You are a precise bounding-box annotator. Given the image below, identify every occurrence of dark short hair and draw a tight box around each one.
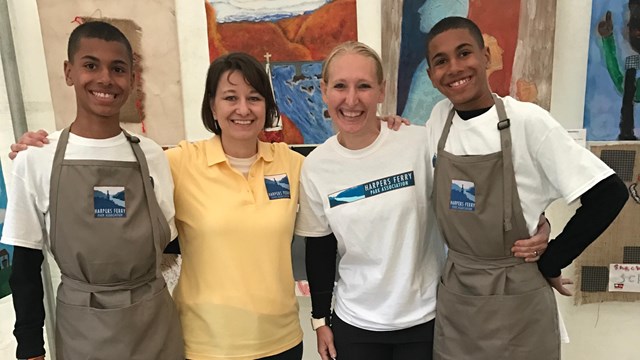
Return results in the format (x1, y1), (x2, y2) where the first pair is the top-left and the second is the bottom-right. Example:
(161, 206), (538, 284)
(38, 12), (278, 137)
(201, 52), (279, 135)
(425, 16), (485, 66)
(68, 21), (133, 64)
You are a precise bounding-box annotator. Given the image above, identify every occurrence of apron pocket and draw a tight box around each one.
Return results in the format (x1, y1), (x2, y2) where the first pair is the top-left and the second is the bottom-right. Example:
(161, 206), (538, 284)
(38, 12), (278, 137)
(434, 279), (560, 360)
(56, 284), (184, 360)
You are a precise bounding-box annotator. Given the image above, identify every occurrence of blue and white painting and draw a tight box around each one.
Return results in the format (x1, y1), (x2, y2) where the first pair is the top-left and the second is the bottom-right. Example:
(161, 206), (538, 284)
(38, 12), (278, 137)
(398, 0), (469, 125)
(584, 0), (640, 140)
(94, 186), (126, 218)
(271, 62), (333, 144)
(0, 162), (12, 298)
(213, 0), (330, 23)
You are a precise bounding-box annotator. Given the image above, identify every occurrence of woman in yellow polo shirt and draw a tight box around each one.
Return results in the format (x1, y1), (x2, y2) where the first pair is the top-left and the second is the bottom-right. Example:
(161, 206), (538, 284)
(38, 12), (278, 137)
(165, 53), (305, 359)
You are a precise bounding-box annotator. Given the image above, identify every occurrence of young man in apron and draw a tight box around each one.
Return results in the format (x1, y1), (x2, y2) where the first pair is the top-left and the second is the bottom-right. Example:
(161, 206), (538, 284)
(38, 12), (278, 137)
(423, 17), (629, 359)
(1, 21), (184, 359)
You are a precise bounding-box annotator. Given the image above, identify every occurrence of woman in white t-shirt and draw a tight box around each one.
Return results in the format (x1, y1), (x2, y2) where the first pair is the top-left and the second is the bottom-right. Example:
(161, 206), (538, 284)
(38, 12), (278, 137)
(295, 41), (549, 360)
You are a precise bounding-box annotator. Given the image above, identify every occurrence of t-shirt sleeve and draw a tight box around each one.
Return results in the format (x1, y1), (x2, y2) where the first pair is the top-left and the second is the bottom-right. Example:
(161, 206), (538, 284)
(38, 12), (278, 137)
(164, 144), (184, 188)
(140, 139), (178, 240)
(295, 164), (332, 237)
(0, 152), (46, 250)
(531, 121), (614, 204)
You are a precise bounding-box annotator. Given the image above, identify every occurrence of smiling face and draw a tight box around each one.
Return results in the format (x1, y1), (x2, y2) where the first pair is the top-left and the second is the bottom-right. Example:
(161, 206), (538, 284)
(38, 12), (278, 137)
(427, 28), (493, 111)
(210, 69), (266, 148)
(64, 37), (133, 123)
(321, 52), (385, 141)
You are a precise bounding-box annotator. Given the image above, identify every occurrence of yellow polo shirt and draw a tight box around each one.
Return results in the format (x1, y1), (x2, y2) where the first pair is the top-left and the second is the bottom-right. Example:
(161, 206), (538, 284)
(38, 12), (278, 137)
(166, 136), (304, 360)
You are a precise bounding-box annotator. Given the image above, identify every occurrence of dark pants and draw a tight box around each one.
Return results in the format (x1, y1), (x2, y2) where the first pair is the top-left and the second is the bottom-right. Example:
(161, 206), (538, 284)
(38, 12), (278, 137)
(257, 342), (303, 360)
(187, 342), (302, 360)
(331, 314), (434, 360)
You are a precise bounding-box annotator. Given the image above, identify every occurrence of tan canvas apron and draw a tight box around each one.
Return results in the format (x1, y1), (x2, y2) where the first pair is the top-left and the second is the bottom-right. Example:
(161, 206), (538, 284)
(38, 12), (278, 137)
(432, 97), (560, 360)
(49, 127), (184, 359)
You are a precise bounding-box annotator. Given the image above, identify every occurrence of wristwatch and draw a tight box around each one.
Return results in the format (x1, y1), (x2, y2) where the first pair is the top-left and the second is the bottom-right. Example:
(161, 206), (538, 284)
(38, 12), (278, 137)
(311, 316), (330, 330)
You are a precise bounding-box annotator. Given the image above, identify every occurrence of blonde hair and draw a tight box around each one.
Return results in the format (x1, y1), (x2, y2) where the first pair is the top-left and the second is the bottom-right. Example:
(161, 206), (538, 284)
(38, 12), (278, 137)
(321, 41), (384, 85)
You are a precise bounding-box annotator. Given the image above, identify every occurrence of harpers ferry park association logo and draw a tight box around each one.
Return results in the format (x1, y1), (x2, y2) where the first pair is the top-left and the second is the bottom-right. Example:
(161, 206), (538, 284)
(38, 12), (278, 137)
(328, 171), (415, 208)
(264, 174), (291, 200)
(94, 186), (126, 218)
(450, 179), (476, 211)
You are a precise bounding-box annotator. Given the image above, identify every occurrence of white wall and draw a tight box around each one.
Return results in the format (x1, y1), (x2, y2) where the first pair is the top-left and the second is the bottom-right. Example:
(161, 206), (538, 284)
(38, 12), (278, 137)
(549, 3), (640, 359)
(1, 0), (638, 359)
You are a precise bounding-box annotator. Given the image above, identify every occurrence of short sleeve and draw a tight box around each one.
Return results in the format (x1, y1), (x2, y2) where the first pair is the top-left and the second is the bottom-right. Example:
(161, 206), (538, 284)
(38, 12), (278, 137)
(164, 144), (185, 189)
(533, 125), (614, 204)
(1, 152), (46, 250)
(137, 138), (179, 240)
(294, 165), (332, 237)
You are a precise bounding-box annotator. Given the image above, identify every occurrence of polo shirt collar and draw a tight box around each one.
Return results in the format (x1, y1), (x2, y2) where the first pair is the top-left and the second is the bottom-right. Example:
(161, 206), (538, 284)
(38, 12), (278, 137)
(205, 135), (274, 166)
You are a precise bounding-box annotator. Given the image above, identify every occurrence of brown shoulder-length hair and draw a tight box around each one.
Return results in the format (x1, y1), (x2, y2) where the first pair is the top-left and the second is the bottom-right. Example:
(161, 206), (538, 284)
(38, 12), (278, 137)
(201, 52), (279, 134)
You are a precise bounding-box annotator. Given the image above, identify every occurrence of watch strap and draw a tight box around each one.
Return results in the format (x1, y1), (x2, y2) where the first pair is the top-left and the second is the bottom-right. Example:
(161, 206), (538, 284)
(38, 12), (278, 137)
(311, 316), (330, 330)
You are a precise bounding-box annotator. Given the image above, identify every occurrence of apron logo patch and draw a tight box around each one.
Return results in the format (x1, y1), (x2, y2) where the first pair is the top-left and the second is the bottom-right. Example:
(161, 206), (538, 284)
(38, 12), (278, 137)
(94, 186), (126, 218)
(450, 179), (475, 211)
(265, 174), (291, 200)
(328, 171), (415, 208)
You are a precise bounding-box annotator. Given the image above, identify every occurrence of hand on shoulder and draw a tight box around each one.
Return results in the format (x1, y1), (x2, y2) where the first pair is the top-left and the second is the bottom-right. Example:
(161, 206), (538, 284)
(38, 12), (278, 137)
(9, 129), (50, 160)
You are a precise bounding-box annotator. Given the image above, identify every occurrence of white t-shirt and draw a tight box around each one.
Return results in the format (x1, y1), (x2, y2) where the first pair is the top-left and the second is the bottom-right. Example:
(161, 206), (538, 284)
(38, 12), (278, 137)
(1, 130), (178, 250)
(426, 96), (614, 235)
(295, 125), (446, 331)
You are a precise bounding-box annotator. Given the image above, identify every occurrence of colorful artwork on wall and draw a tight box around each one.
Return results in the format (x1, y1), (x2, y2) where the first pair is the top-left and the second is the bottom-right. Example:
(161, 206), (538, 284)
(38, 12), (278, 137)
(585, 0), (640, 141)
(206, 0), (358, 144)
(383, 0), (556, 125)
(0, 162), (12, 299)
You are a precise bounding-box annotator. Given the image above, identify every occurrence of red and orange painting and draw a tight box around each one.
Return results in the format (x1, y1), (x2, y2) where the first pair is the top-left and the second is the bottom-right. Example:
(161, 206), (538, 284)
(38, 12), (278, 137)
(205, 0), (358, 144)
(396, 0), (555, 125)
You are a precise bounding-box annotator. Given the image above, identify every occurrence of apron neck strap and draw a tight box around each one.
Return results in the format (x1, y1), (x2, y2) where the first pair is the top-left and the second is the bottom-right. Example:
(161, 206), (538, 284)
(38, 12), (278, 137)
(121, 130), (165, 276)
(49, 127), (72, 256)
(493, 94), (514, 232)
(437, 108), (455, 152)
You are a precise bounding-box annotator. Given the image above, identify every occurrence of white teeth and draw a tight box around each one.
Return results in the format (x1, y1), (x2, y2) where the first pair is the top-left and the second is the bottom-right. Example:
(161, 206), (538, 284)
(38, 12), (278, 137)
(449, 78), (470, 88)
(233, 120), (252, 125)
(342, 110), (363, 118)
(92, 91), (115, 99)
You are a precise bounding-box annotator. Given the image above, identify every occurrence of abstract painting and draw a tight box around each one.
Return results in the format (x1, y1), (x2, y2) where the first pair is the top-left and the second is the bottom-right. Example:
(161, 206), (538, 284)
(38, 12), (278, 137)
(206, 0), (357, 144)
(382, 0), (556, 125)
(585, 0), (640, 141)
